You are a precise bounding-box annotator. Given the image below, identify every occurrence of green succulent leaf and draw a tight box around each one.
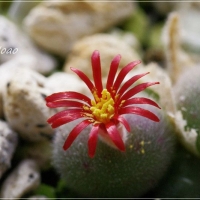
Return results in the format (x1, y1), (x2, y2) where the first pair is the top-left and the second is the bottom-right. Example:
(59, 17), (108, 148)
(34, 184), (56, 199)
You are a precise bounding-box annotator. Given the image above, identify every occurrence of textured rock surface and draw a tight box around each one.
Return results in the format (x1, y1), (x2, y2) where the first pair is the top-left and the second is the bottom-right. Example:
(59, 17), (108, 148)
(0, 159), (40, 199)
(64, 34), (141, 83)
(0, 120), (18, 178)
(45, 72), (89, 95)
(24, 1), (134, 56)
(0, 55), (48, 118)
(3, 68), (55, 142)
(109, 28), (142, 53)
(0, 16), (56, 74)
(126, 62), (176, 114)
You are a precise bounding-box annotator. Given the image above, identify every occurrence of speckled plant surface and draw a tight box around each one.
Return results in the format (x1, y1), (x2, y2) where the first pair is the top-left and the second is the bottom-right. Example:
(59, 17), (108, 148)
(0, 1), (200, 199)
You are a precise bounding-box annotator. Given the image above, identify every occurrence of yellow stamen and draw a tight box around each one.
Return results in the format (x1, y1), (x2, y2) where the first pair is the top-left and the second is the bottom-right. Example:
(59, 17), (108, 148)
(93, 91), (100, 102)
(119, 100), (125, 107)
(90, 89), (115, 123)
(83, 105), (90, 111)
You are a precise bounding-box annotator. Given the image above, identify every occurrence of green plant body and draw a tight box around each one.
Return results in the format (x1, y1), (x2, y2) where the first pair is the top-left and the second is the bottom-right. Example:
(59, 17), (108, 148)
(173, 66), (200, 153)
(52, 106), (176, 198)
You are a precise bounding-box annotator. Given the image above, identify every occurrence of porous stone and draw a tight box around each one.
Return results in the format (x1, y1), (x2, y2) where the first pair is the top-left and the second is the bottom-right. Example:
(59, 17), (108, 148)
(0, 159), (40, 199)
(24, 1), (134, 57)
(0, 120), (18, 179)
(3, 67), (55, 142)
(64, 34), (141, 83)
(0, 55), (46, 118)
(125, 62), (176, 115)
(0, 15), (56, 74)
(45, 72), (90, 95)
(109, 28), (142, 53)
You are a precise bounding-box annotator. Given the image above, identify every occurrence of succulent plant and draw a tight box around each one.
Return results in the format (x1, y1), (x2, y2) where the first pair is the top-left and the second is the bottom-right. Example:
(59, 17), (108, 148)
(46, 51), (176, 197)
(52, 108), (175, 197)
(173, 66), (200, 156)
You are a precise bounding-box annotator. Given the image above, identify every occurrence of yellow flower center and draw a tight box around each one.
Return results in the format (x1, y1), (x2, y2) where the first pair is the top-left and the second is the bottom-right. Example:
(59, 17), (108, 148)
(90, 89), (115, 124)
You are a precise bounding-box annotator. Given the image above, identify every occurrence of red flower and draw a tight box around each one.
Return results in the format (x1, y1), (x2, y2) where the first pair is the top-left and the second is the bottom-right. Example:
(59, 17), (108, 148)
(46, 50), (160, 158)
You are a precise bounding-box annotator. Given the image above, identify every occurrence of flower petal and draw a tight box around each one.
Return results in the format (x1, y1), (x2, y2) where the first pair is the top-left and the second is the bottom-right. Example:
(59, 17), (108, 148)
(52, 119), (84, 129)
(88, 124), (99, 158)
(70, 67), (95, 93)
(45, 91), (91, 105)
(91, 50), (103, 95)
(47, 109), (83, 124)
(116, 115), (130, 132)
(50, 116), (85, 129)
(63, 119), (91, 150)
(122, 97), (161, 109)
(120, 82), (159, 102)
(117, 72), (149, 97)
(113, 60), (141, 92)
(47, 100), (85, 108)
(119, 106), (160, 122)
(106, 54), (121, 92)
(106, 122), (125, 151)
